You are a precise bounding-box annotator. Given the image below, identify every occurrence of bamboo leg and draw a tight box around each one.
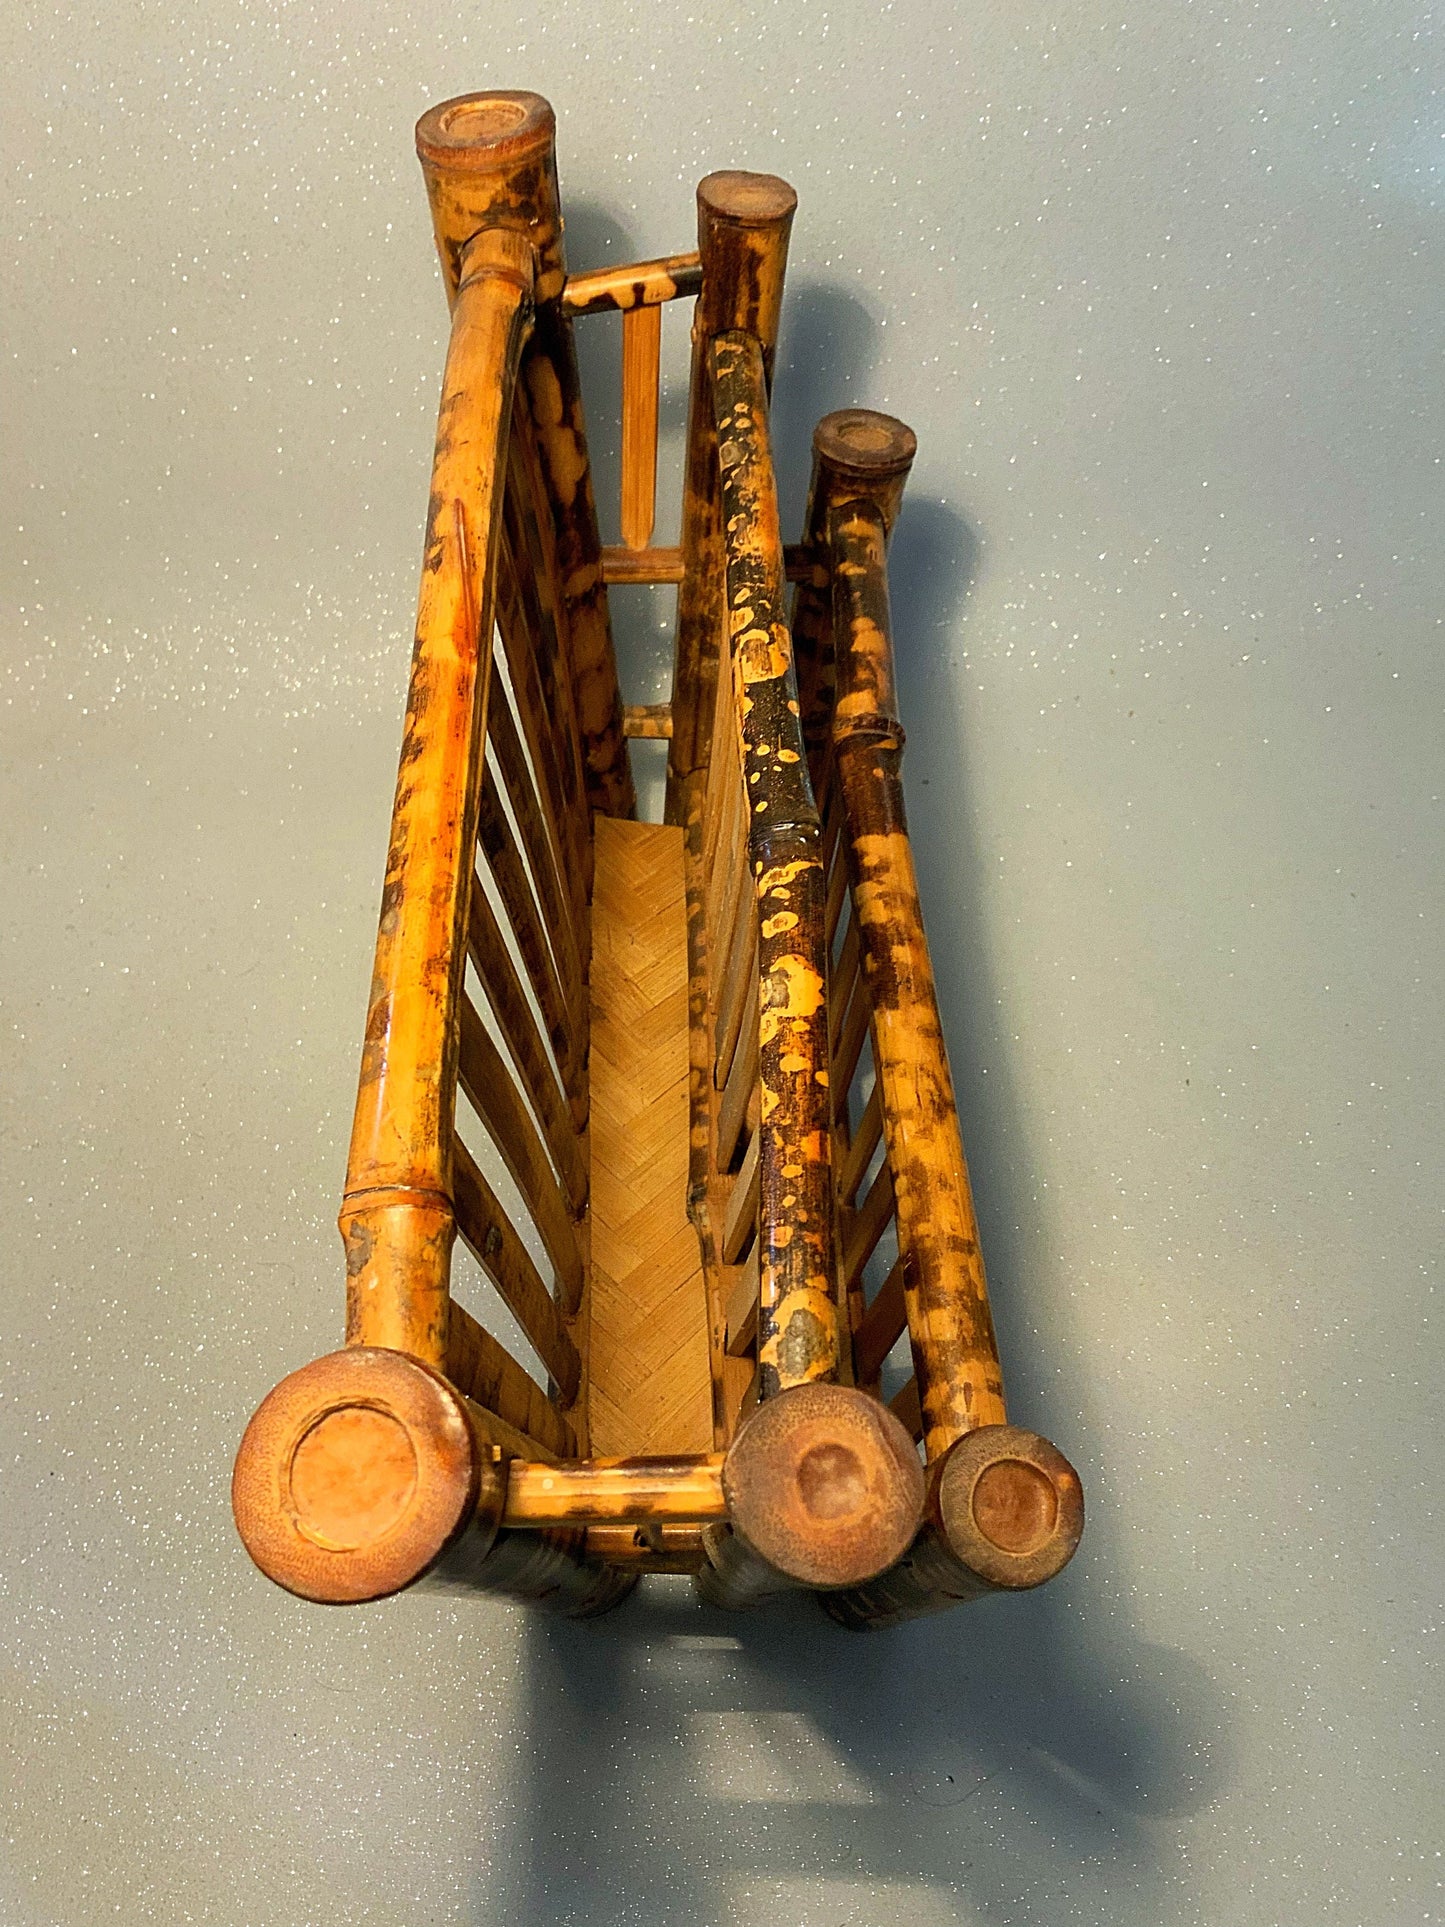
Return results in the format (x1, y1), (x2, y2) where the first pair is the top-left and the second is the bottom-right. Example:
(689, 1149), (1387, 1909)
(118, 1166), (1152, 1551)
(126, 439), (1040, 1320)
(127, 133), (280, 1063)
(232, 1349), (635, 1614)
(696, 1381), (924, 1606)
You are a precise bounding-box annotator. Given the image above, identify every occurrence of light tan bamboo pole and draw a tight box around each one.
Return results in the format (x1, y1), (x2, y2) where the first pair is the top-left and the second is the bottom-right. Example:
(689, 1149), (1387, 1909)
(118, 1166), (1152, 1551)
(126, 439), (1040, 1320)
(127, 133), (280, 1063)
(417, 92), (633, 818)
(619, 303), (662, 549)
(502, 1455), (727, 1528)
(340, 225), (534, 1367)
(232, 1348), (634, 1614)
(803, 410), (1083, 1627)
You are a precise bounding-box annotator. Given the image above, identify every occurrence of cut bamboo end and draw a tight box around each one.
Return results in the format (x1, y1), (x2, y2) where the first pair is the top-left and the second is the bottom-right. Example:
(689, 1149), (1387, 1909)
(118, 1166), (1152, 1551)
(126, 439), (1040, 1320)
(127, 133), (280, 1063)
(416, 91), (554, 166)
(722, 1384), (925, 1588)
(931, 1425), (1083, 1591)
(232, 1348), (502, 1605)
(415, 91), (563, 304)
(811, 410), (917, 532)
(697, 170), (799, 228)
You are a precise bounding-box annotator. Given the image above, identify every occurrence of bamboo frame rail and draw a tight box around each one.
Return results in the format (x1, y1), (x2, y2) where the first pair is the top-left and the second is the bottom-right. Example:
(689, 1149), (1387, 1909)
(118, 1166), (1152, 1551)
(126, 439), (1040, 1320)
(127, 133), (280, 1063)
(233, 88), (1083, 1631)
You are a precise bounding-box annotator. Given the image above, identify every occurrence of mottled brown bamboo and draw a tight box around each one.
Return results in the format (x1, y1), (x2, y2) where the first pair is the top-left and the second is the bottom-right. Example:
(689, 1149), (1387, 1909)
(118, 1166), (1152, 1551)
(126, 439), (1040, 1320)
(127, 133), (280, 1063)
(503, 1455), (726, 1527)
(827, 486), (1008, 1452)
(712, 329), (838, 1394)
(621, 703), (673, 738)
(604, 543), (820, 586)
(417, 91), (633, 819)
(696, 1382), (924, 1604)
(666, 170), (797, 821)
(562, 251), (704, 316)
(341, 227), (534, 1367)
(446, 1296), (576, 1458)
(233, 1347), (631, 1614)
(455, 996), (585, 1309)
(821, 1425), (1085, 1629)
(620, 303), (662, 549)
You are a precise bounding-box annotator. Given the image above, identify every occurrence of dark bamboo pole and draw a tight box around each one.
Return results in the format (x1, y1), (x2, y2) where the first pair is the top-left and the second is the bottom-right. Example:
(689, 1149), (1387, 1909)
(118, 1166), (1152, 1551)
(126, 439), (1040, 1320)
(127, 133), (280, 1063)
(417, 92), (633, 819)
(666, 170), (797, 822)
(232, 1349), (633, 1614)
(340, 226), (534, 1368)
(712, 331), (837, 1396)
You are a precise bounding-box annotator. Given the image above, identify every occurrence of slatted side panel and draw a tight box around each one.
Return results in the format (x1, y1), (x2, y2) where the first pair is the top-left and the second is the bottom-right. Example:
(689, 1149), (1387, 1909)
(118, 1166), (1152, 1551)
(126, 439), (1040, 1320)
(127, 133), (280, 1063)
(703, 642), (764, 1440)
(447, 385), (596, 1462)
(812, 681), (920, 1442)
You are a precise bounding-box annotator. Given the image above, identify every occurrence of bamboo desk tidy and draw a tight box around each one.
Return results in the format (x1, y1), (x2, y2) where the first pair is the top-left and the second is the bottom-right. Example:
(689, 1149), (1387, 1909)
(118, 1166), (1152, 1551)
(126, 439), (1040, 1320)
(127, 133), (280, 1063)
(233, 91), (1084, 1629)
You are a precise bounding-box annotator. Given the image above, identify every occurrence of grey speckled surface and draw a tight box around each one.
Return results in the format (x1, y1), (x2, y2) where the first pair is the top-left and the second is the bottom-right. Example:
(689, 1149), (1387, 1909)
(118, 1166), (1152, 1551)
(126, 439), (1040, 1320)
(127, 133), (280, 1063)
(2, 4), (1439, 1923)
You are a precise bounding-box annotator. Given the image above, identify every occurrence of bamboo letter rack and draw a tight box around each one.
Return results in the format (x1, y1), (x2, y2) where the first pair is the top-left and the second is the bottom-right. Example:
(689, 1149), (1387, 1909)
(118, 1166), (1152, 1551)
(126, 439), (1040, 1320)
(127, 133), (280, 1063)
(232, 92), (1084, 1627)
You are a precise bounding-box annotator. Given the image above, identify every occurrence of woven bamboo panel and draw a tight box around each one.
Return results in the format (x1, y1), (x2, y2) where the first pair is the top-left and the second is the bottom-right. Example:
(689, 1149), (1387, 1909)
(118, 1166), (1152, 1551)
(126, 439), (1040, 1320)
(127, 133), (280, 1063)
(587, 815), (713, 1454)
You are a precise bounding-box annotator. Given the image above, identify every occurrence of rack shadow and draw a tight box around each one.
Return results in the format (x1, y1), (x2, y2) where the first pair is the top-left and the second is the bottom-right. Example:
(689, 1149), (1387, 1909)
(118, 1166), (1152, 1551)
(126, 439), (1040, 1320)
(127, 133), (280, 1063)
(494, 235), (1229, 1926)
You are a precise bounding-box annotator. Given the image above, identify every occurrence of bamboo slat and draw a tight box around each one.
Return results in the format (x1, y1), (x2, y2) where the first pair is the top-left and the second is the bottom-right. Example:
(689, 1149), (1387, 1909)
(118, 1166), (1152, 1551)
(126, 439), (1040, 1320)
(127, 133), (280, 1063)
(837, 1082), (883, 1205)
(721, 1129), (760, 1266)
(465, 876), (585, 1205)
(852, 1254), (907, 1386)
(667, 171), (797, 820)
(476, 762), (583, 1083)
(450, 1135), (582, 1374)
(446, 1296), (576, 1458)
(503, 1454), (726, 1526)
(620, 303), (662, 550)
(485, 669), (586, 1018)
(715, 1013), (758, 1173)
(562, 251), (703, 316)
(840, 1162), (896, 1295)
(456, 996), (585, 1310)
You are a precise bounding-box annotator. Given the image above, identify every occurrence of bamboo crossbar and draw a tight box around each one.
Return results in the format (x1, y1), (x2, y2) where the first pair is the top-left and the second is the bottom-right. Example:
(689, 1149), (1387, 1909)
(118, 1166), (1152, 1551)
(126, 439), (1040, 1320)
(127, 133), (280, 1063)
(233, 89), (1084, 1629)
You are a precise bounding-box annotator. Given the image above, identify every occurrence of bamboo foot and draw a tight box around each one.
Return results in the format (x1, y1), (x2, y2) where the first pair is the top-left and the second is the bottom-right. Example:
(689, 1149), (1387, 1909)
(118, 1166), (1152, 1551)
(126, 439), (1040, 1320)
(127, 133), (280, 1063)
(700, 1383), (925, 1602)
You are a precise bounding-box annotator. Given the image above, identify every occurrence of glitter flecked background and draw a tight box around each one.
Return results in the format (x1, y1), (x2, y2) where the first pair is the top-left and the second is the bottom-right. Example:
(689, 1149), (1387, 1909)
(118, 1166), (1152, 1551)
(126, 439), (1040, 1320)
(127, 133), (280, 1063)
(1, 3), (1439, 1923)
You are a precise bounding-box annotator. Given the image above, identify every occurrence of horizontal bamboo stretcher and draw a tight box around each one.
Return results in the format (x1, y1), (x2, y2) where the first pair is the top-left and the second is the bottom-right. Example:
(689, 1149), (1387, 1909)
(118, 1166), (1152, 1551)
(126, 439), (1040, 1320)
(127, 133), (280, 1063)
(232, 91), (1083, 1627)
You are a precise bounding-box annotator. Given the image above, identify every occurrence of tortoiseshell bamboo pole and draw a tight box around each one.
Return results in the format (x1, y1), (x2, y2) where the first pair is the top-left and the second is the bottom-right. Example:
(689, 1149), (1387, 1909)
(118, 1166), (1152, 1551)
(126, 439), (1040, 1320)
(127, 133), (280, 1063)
(667, 171), (796, 818)
(233, 1348), (634, 1614)
(803, 411), (1083, 1626)
(669, 171), (798, 1449)
(712, 331), (836, 1397)
(417, 92), (633, 819)
(562, 251), (703, 317)
(340, 225), (534, 1367)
